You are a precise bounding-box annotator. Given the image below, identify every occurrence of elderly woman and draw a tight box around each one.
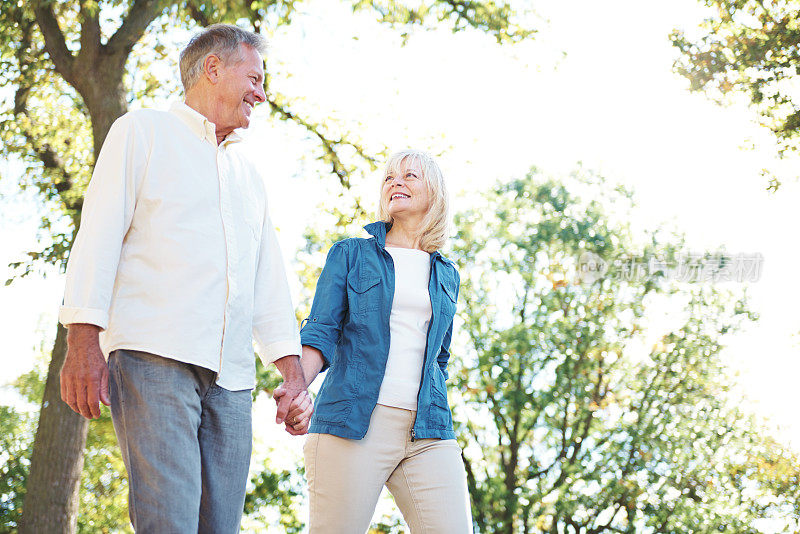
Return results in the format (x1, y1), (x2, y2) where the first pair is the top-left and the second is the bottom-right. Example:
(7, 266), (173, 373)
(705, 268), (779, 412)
(284, 149), (472, 532)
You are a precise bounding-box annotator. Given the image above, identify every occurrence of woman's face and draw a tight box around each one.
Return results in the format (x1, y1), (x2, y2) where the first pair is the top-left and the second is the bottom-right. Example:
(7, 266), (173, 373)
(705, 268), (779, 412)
(383, 160), (431, 220)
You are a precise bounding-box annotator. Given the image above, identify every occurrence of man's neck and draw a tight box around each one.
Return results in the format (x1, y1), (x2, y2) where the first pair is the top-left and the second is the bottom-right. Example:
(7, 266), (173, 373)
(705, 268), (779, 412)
(183, 92), (233, 145)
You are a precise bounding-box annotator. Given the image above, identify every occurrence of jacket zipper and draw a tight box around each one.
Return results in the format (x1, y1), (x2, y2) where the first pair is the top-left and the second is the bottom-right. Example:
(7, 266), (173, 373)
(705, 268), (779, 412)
(379, 231), (438, 443)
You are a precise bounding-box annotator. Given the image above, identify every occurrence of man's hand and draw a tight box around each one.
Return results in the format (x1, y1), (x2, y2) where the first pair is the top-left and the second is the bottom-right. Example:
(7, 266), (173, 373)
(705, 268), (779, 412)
(271, 354), (306, 426)
(276, 389), (313, 435)
(61, 324), (110, 419)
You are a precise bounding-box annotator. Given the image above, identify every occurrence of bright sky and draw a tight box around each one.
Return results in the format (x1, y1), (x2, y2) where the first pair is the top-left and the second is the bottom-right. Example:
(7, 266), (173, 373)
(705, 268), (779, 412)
(252, 0), (800, 450)
(1, 0), (798, 527)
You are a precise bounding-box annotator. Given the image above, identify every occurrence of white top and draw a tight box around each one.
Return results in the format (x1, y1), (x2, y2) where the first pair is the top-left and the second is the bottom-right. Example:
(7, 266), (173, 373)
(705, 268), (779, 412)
(58, 102), (301, 390)
(377, 246), (432, 410)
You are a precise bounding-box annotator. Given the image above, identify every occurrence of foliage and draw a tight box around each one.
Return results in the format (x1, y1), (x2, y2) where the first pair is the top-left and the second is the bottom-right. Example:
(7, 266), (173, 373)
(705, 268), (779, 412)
(671, 0), (800, 189)
(0, 364), (46, 533)
(0, 361), (130, 534)
(351, 0), (537, 43)
(244, 458), (305, 533)
(448, 168), (800, 533)
(0, 0), (537, 281)
(0, 406), (33, 533)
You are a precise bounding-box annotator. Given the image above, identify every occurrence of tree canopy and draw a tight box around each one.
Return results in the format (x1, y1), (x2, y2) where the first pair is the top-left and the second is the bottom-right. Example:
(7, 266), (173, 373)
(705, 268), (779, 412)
(671, 0), (800, 189)
(449, 169), (800, 532)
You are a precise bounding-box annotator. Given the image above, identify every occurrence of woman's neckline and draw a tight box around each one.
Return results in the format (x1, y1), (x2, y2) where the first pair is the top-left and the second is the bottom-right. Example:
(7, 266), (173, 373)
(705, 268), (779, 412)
(385, 245), (429, 254)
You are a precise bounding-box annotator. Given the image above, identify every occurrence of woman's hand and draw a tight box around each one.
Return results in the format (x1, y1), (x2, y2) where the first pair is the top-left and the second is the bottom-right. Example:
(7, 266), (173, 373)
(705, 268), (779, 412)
(272, 345), (325, 435)
(274, 388), (313, 435)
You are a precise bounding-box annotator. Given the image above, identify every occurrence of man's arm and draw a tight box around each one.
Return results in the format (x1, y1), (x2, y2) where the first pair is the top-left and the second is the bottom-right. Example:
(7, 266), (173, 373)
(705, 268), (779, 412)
(251, 196), (307, 429)
(59, 113), (143, 329)
(276, 346), (324, 435)
(59, 113), (145, 419)
(271, 355), (305, 424)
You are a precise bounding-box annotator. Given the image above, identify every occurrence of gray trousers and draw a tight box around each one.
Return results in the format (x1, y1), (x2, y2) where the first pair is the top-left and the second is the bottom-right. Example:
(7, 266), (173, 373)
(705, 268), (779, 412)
(108, 349), (252, 533)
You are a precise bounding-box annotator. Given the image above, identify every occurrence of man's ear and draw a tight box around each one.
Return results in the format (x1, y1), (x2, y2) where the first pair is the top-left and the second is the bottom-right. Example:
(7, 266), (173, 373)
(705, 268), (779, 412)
(203, 54), (222, 84)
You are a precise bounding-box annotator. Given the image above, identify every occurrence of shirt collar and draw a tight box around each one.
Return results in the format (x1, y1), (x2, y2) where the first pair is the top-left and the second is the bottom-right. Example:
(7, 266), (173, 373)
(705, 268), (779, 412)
(363, 220), (442, 261)
(169, 101), (243, 146)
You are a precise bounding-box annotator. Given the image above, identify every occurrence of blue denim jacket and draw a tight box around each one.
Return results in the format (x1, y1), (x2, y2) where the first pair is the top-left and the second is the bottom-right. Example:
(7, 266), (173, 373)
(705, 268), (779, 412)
(300, 221), (460, 440)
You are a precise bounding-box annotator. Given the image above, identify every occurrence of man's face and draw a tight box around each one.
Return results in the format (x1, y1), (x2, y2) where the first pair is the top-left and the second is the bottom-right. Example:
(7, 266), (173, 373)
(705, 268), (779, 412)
(214, 44), (266, 131)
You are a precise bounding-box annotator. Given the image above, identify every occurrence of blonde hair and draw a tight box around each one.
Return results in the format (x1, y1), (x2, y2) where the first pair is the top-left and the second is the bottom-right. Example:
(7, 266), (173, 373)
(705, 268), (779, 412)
(378, 149), (450, 253)
(179, 24), (267, 91)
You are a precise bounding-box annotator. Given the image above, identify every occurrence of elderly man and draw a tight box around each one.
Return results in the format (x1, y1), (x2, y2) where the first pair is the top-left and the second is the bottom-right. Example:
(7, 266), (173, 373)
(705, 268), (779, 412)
(58, 24), (310, 532)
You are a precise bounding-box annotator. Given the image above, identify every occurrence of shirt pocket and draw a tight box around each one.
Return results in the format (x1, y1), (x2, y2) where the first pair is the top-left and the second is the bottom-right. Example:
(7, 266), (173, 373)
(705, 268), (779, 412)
(346, 272), (382, 315)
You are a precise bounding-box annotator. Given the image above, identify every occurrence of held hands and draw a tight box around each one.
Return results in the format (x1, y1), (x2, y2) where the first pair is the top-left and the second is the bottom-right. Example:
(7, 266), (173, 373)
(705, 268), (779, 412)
(272, 354), (313, 435)
(61, 324), (110, 419)
(273, 345), (323, 435)
(273, 383), (313, 435)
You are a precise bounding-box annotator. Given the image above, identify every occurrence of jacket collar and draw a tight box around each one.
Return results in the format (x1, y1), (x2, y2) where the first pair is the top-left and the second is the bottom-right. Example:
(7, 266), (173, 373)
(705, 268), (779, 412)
(364, 221), (390, 246)
(363, 221), (443, 262)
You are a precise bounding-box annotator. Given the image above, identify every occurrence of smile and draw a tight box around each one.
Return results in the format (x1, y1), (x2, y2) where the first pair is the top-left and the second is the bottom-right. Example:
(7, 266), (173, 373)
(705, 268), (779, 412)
(391, 193), (410, 200)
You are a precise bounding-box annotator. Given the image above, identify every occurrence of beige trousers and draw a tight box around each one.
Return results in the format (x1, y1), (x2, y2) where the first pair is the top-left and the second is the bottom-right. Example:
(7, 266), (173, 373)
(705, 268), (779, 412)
(303, 404), (473, 533)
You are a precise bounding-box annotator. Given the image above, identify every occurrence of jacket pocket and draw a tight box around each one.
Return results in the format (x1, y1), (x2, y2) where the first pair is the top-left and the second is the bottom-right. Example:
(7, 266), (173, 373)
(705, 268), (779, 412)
(313, 398), (353, 425)
(439, 279), (457, 320)
(347, 273), (381, 315)
(428, 368), (452, 429)
(313, 360), (365, 425)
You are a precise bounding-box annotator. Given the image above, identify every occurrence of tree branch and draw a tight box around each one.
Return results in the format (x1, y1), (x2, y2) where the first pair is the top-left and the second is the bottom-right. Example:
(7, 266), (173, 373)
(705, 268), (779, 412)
(78, 0), (101, 61)
(460, 448), (485, 531)
(187, 1), (211, 27)
(32, 0), (75, 83)
(12, 13), (81, 212)
(105, 0), (163, 57)
(265, 92), (379, 216)
(15, 87), (81, 212)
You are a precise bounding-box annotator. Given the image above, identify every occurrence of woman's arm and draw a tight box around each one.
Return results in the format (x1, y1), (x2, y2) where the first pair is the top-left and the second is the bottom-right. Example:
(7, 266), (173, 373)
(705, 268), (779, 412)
(282, 345), (328, 434)
(301, 345), (326, 388)
(299, 241), (350, 371)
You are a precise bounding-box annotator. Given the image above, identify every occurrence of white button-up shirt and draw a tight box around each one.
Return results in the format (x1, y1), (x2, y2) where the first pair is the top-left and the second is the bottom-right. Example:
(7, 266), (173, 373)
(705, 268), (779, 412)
(59, 101), (301, 390)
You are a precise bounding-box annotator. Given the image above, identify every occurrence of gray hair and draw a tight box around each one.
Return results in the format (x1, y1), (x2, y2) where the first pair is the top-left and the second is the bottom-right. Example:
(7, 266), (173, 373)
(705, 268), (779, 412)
(179, 24), (267, 91)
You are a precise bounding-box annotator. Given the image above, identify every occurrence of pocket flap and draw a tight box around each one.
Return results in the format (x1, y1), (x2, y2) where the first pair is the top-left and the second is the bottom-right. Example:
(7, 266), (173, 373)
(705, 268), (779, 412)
(347, 275), (381, 294)
(440, 280), (457, 302)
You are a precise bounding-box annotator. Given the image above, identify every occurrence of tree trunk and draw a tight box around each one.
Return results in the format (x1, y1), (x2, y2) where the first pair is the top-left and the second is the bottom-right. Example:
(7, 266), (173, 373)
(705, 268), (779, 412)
(18, 324), (89, 534)
(19, 74), (128, 534)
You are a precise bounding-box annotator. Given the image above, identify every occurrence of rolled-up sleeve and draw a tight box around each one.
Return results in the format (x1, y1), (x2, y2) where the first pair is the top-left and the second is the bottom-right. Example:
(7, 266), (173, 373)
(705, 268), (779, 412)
(252, 213), (302, 365)
(300, 241), (349, 371)
(59, 113), (145, 329)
